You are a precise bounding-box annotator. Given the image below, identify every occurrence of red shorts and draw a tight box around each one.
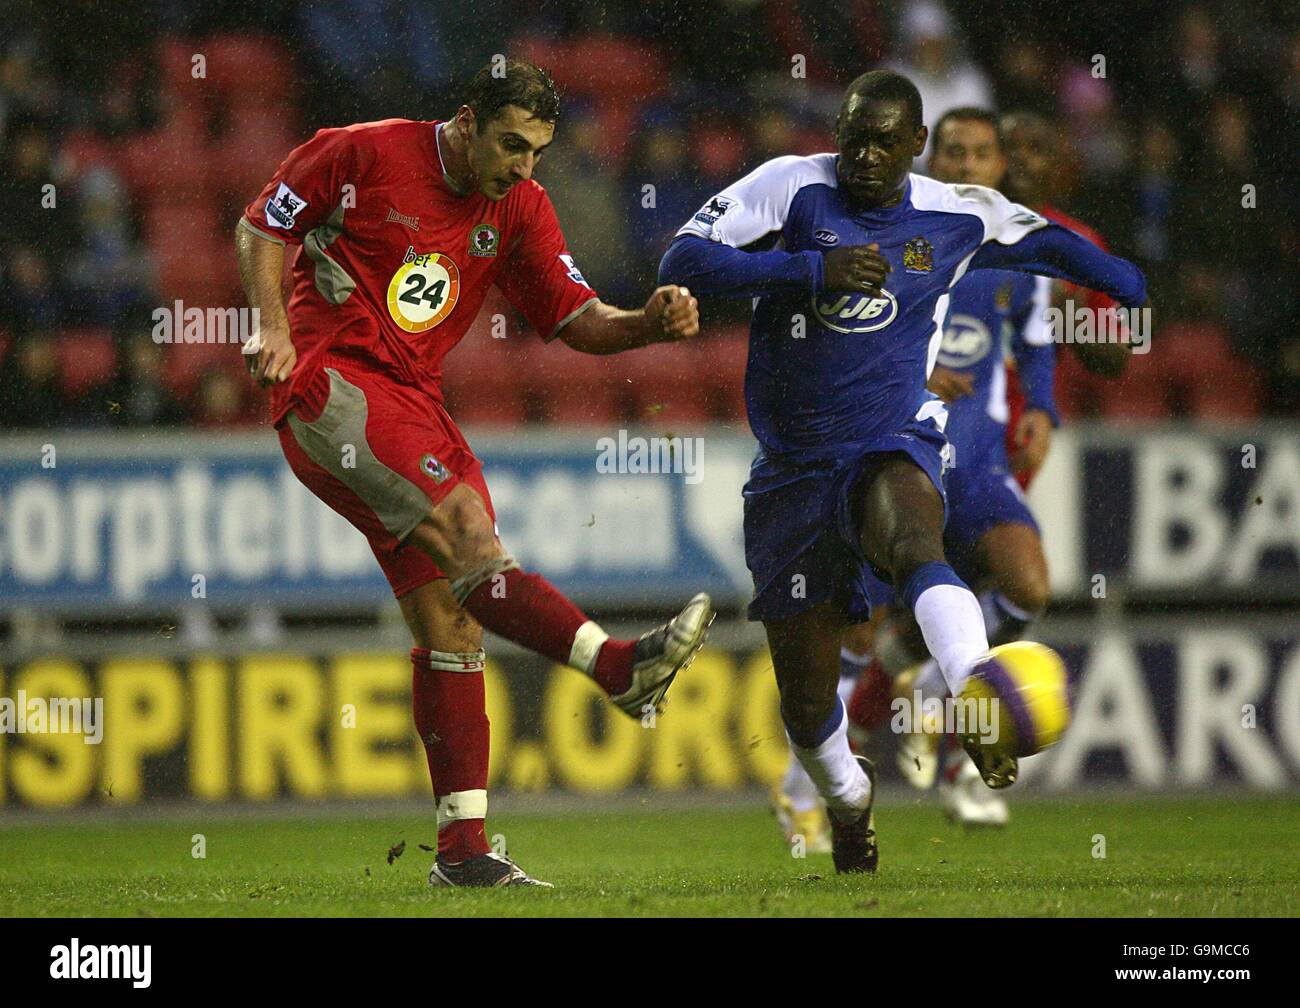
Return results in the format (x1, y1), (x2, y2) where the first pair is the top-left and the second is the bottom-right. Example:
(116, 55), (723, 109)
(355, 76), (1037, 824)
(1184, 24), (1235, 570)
(277, 358), (496, 598)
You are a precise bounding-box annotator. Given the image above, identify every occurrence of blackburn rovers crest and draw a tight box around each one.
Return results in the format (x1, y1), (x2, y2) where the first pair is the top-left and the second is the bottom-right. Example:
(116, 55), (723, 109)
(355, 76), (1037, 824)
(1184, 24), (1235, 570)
(903, 236), (934, 273)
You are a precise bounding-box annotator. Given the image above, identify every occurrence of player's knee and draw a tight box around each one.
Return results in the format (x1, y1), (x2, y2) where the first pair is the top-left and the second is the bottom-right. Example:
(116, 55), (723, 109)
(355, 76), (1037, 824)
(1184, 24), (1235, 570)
(1004, 574), (1050, 617)
(424, 493), (497, 566)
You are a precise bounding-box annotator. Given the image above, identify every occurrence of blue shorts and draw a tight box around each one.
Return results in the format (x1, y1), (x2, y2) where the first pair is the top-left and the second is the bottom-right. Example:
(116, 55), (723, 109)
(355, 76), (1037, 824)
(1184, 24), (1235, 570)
(743, 417), (950, 623)
(943, 462), (1039, 583)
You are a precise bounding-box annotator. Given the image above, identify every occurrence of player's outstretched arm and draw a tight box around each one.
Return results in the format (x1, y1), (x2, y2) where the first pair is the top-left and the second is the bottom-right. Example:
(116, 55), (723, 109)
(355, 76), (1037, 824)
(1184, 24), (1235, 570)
(557, 286), (700, 355)
(658, 234), (826, 298)
(970, 223), (1149, 311)
(235, 222), (297, 386)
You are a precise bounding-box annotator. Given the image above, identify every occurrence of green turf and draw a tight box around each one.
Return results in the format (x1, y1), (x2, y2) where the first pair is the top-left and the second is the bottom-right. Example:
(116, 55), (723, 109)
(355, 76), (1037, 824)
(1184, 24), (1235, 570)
(1, 796), (1296, 917)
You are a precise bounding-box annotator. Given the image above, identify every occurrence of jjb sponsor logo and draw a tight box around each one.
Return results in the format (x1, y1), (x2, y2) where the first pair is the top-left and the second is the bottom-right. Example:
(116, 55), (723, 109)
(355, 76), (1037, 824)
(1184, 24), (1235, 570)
(937, 314), (993, 367)
(812, 289), (898, 333)
(265, 182), (307, 229)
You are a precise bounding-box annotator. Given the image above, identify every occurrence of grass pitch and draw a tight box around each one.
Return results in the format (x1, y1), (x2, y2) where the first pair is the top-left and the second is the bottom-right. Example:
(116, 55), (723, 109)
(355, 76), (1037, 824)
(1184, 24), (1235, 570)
(1, 795), (1295, 917)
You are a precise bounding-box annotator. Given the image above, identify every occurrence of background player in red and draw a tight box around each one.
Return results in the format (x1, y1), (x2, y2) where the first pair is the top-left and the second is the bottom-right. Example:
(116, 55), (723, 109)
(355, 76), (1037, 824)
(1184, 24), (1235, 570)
(235, 60), (714, 889)
(1000, 110), (1132, 488)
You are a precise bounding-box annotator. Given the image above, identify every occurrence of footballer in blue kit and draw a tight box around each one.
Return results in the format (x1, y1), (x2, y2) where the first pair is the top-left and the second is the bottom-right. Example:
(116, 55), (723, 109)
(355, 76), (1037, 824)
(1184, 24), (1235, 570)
(659, 71), (1148, 873)
(938, 268), (1054, 584)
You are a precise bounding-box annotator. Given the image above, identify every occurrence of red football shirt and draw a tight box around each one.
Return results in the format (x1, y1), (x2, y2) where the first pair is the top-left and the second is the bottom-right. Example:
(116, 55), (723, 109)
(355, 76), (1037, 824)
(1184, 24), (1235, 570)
(1005, 203), (1117, 487)
(240, 118), (598, 422)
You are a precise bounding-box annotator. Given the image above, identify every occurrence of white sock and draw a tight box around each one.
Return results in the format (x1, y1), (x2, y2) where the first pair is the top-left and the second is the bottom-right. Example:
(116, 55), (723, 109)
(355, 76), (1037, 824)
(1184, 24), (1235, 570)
(912, 583), (989, 696)
(915, 657), (947, 700)
(787, 704), (872, 813)
(781, 752), (821, 813)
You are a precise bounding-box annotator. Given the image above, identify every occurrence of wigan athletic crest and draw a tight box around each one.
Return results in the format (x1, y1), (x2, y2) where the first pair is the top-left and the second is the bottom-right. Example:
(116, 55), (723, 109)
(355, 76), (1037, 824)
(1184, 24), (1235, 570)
(903, 236), (934, 273)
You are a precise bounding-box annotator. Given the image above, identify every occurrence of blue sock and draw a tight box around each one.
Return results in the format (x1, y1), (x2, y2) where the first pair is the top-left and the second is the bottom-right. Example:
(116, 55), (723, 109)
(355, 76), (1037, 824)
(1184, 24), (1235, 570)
(785, 696), (845, 750)
(901, 560), (970, 611)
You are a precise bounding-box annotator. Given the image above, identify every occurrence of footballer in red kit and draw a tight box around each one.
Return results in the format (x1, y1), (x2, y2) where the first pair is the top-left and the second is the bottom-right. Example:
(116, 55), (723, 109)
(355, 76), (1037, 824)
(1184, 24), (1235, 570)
(999, 111), (1132, 490)
(235, 60), (715, 889)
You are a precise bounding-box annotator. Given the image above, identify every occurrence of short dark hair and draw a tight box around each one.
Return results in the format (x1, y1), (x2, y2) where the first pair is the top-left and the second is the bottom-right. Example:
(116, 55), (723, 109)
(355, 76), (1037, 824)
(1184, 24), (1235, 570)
(839, 70), (924, 131)
(932, 107), (1001, 151)
(461, 59), (561, 130)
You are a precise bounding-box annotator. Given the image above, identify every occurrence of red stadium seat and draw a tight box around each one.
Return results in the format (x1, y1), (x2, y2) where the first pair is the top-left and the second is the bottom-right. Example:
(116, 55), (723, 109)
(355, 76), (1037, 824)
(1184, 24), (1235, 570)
(163, 340), (242, 398)
(56, 328), (116, 396)
(515, 35), (666, 103)
(144, 200), (240, 306)
(158, 37), (205, 98)
(692, 122), (749, 185)
(203, 33), (295, 109)
(215, 107), (299, 203)
(117, 108), (213, 206)
(59, 130), (117, 178)
(622, 341), (717, 425)
(528, 339), (628, 425)
(515, 33), (667, 167)
(696, 326), (750, 421)
(441, 340), (531, 427)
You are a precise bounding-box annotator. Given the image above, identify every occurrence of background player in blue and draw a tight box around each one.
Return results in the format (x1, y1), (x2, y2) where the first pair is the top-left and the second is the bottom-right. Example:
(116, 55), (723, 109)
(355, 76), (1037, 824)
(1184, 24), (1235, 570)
(659, 70), (1148, 874)
(890, 107), (1062, 827)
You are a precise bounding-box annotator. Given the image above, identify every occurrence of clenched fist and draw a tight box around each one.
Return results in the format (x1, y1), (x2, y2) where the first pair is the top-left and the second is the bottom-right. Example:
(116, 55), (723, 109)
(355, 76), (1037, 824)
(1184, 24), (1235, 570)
(243, 323), (297, 387)
(822, 243), (892, 297)
(645, 285), (700, 342)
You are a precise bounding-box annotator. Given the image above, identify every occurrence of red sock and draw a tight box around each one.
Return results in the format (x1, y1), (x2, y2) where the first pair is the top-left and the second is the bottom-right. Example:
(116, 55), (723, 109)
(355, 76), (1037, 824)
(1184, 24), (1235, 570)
(411, 648), (491, 863)
(592, 638), (635, 696)
(847, 658), (896, 733)
(461, 568), (633, 695)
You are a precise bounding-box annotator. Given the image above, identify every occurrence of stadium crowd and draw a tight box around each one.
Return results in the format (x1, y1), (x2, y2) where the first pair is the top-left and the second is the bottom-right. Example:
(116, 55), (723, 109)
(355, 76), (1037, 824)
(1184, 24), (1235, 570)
(1, 0), (1297, 429)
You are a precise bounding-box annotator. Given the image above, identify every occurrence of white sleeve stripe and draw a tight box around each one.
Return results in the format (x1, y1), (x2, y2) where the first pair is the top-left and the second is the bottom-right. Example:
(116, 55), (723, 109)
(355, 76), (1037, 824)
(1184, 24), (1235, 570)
(1021, 275), (1055, 346)
(677, 153), (837, 249)
(909, 174), (1049, 246)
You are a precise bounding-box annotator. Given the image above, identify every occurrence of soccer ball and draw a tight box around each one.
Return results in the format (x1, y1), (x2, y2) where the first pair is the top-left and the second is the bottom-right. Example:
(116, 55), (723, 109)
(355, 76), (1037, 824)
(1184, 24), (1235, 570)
(959, 641), (1071, 760)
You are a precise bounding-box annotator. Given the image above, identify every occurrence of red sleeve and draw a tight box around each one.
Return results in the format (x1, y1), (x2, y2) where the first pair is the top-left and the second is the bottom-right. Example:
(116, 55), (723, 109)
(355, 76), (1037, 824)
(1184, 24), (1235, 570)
(497, 187), (598, 341)
(240, 126), (364, 246)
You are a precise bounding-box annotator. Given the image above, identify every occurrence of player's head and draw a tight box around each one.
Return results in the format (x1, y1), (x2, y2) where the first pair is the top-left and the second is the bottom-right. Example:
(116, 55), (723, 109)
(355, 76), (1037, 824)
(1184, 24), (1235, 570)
(999, 110), (1058, 207)
(834, 70), (927, 208)
(451, 59), (560, 200)
(927, 107), (1006, 189)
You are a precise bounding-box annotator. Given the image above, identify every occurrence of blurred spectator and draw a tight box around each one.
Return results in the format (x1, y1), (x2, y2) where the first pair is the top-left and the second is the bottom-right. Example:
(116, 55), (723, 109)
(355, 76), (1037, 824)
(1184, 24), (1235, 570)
(0, 331), (64, 428)
(992, 38), (1058, 118)
(1, 118), (80, 257)
(886, 0), (993, 135)
(68, 167), (150, 325)
(623, 116), (703, 300)
(298, 0), (450, 122)
(107, 335), (187, 428)
(192, 366), (246, 429)
(1, 247), (63, 334)
(542, 104), (633, 304)
(1131, 120), (1180, 269)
